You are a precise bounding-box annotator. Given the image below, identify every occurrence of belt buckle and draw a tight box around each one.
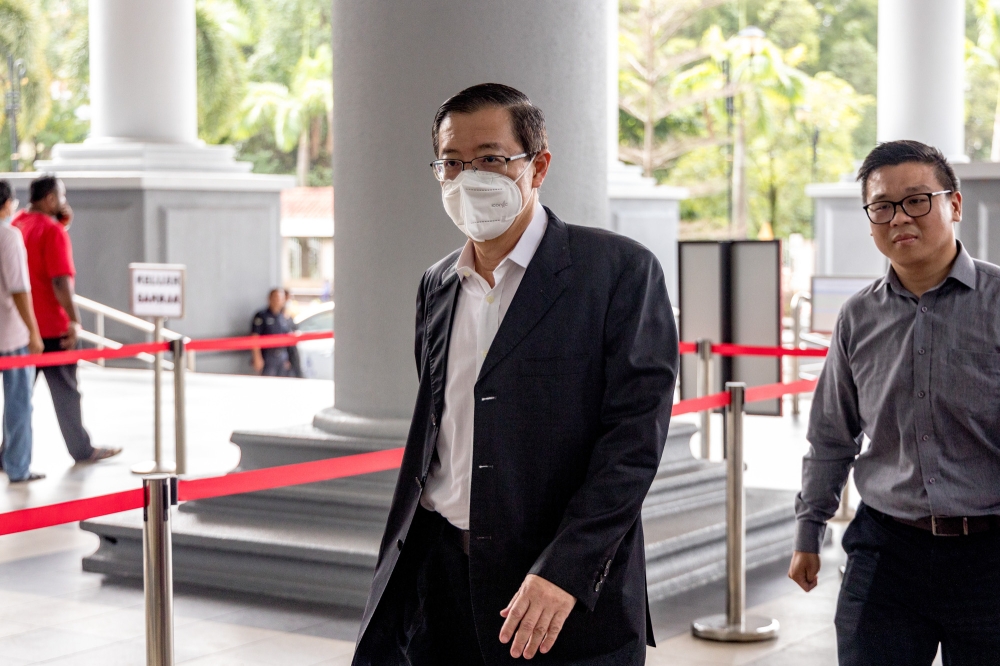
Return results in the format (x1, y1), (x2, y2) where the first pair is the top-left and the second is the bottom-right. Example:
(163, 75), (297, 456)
(931, 516), (968, 537)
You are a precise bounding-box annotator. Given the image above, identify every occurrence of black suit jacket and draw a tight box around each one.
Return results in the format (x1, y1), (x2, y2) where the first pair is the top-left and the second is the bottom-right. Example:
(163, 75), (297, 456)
(354, 208), (678, 665)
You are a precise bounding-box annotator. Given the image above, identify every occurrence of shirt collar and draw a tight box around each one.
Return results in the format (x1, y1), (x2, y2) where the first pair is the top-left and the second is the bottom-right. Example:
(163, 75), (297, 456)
(884, 240), (977, 296)
(454, 201), (547, 280)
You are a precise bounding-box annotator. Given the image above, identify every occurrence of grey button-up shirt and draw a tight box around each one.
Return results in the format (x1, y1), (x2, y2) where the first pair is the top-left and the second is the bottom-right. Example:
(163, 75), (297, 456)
(795, 242), (1000, 553)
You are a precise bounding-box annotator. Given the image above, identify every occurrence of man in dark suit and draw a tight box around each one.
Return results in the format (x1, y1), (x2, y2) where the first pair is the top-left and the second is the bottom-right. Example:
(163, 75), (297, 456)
(353, 83), (678, 665)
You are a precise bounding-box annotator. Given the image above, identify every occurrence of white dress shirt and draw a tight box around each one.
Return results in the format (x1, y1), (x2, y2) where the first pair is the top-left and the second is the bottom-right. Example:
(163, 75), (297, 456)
(420, 202), (548, 529)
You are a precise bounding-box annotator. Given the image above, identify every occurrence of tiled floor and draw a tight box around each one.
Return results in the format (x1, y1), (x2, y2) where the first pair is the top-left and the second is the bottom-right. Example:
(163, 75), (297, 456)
(0, 368), (913, 664)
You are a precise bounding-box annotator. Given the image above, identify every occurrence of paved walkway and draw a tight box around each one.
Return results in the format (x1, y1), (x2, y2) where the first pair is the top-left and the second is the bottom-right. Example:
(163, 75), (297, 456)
(0, 367), (925, 664)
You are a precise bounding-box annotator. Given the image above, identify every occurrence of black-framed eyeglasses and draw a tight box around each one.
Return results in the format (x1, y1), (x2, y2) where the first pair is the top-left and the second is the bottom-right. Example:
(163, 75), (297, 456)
(863, 190), (952, 225)
(430, 153), (532, 182)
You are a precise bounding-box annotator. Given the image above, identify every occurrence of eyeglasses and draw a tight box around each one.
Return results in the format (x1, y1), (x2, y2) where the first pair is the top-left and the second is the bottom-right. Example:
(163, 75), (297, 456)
(430, 153), (532, 182)
(863, 190), (952, 225)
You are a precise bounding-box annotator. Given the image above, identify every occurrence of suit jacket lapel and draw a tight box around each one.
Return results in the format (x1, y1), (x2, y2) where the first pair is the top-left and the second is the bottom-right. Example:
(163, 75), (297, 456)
(423, 264), (460, 419)
(477, 209), (572, 383)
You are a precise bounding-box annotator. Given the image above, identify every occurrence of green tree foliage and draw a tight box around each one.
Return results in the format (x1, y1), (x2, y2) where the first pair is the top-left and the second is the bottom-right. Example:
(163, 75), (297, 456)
(967, 0), (1000, 161)
(627, 0), (872, 239)
(196, 2), (248, 144)
(0, 0), (51, 161)
(6, 0), (334, 185)
(240, 44), (333, 185)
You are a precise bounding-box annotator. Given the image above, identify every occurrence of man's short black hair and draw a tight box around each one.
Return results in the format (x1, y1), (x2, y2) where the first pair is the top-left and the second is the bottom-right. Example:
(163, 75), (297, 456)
(29, 173), (60, 203)
(432, 83), (548, 157)
(857, 140), (959, 202)
(0, 180), (11, 209)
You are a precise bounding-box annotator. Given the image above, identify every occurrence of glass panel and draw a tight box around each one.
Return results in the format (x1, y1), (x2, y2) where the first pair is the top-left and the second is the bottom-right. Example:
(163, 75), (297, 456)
(298, 310), (334, 332)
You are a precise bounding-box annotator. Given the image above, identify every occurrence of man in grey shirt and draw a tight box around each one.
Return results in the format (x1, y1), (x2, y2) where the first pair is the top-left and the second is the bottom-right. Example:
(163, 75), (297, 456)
(789, 140), (1000, 665)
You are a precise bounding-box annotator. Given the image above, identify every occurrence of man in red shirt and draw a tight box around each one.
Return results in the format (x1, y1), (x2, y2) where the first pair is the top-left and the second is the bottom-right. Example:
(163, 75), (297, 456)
(14, 175), (120, 463)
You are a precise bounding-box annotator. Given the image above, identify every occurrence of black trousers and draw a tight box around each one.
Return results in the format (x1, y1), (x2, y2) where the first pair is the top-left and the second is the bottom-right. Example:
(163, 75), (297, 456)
(836, 503), (1000, 666)
(361, 507), (486, 666)
(36, 338), (94, 461)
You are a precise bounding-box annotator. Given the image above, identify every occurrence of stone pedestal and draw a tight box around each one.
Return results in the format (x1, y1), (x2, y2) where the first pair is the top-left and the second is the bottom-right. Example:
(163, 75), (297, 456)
(81, 421), (795, 605)
(952, 162), (1000, 262)
(806, 181), (886, 278)
(608, 161), (686, 303)
(0, 172), (293, 373)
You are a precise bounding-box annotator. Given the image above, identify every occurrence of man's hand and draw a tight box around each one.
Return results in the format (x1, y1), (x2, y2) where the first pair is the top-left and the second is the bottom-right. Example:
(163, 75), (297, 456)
(499, 574), (576, 659)
(28, 332), (43, 356)
(61, 323), (78, 350)
(252, 354), (265, 373)
(788, 551), (821, 592)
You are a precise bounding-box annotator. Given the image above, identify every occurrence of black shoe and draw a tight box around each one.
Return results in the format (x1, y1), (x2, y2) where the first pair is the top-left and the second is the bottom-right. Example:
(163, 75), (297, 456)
(9, 472), (45, 483)
(83, 447), (122, 463)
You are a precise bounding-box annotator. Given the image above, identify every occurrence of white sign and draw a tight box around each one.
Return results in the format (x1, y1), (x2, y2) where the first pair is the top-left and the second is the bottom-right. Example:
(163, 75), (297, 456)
(130, 263), (186, 319)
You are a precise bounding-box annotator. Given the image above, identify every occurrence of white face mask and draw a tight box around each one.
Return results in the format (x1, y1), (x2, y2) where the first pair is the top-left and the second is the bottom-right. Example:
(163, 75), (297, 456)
(441, 160), (534, 242)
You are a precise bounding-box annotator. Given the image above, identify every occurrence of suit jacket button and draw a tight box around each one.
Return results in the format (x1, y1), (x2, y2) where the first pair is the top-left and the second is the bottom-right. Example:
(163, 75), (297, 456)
(431, 414), (437, 427)
(397, 539), (404, 551)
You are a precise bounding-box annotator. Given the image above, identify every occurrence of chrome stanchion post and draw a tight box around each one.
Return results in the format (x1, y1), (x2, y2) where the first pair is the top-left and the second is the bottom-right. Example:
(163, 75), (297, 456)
(697, 338), (713, 459)
(143, 474), (176, 665)
(790, 293), (808, 417)
(154, 317), (163, 468)
(133, 318), (175, 475)
(96, 312), (105, 367)
(692, 383), (779, 642)
(172, 339), (187, 476)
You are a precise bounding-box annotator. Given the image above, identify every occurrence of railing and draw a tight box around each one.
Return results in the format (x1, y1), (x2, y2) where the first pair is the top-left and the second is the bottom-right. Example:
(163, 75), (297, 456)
(73, 295), (193, 371)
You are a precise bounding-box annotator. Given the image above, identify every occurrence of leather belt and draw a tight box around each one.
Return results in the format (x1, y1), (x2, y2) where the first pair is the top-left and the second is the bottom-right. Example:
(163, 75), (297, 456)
(419, 507), (470, 555)
(871, 507), (1000, 536)
(440, 517), (471, 555)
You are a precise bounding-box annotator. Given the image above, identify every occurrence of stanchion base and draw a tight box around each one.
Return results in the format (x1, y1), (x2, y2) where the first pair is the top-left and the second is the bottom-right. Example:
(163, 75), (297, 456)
(130, 460), (176, 475)
(691, 614), (780, 642)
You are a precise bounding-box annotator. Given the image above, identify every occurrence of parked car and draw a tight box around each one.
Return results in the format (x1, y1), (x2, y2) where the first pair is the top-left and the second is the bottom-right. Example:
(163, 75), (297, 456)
(294, 302), (334, 379)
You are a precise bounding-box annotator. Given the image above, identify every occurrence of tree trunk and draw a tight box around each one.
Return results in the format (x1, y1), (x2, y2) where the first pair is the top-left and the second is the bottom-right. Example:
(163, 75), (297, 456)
(311, 116), (322, 160)
(731, 112), (747, 238)
(991, 79), (1000, 162)
(297, 129), (310, 186)
(326, 107), (334, 155)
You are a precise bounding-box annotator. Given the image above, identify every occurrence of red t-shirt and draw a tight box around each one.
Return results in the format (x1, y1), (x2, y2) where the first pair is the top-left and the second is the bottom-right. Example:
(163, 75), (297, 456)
(13, 211), (76, 338)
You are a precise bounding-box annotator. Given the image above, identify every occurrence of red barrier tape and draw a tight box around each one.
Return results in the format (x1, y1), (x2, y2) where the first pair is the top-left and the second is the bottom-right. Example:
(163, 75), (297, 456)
(706, 343), (827, 358)
(177, 447), (405, 502)
(0, 488), (144, 537)
(672, 392), (730, 416)
(0, 331), (334, 372)
(745, 378), (819, 403)
(678, 342), (697, 354)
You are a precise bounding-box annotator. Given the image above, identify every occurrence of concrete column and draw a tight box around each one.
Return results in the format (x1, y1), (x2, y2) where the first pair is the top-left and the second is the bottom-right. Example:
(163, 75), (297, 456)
(89, 0), (198, 144)
(877, 0), (966, 160)
(323, 0), (611, 429)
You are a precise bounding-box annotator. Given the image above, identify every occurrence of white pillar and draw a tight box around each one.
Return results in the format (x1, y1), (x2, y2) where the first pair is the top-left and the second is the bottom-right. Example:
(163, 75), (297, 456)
(323, 0), (611, 429)
(89, 0), (198, 144)
(877, 0), (966, 161)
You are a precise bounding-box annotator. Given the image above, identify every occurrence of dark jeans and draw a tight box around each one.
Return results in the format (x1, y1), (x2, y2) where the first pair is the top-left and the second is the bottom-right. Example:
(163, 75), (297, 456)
(359, 507), (486, 666)
(37, 337), (94, 461)
(836, 503), (1000, 666)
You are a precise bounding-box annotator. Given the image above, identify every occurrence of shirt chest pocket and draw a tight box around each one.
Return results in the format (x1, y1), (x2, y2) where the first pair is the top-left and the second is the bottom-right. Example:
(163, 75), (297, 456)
(943, 349), (1000, 423)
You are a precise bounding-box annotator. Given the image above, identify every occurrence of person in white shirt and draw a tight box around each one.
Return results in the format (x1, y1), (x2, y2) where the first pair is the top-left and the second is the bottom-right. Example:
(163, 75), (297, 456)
(0, 180), (44, 483)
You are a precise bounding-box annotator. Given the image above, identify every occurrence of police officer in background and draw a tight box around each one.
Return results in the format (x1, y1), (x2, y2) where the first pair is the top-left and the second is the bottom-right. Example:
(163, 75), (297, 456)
(250, 288), (297, 376)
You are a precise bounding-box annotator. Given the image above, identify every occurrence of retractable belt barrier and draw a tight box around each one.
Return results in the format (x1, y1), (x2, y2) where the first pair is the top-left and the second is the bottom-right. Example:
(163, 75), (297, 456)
(0, 331), (335, 372)
(0, 333), (823, 664)
(0, 376), (815, 537)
